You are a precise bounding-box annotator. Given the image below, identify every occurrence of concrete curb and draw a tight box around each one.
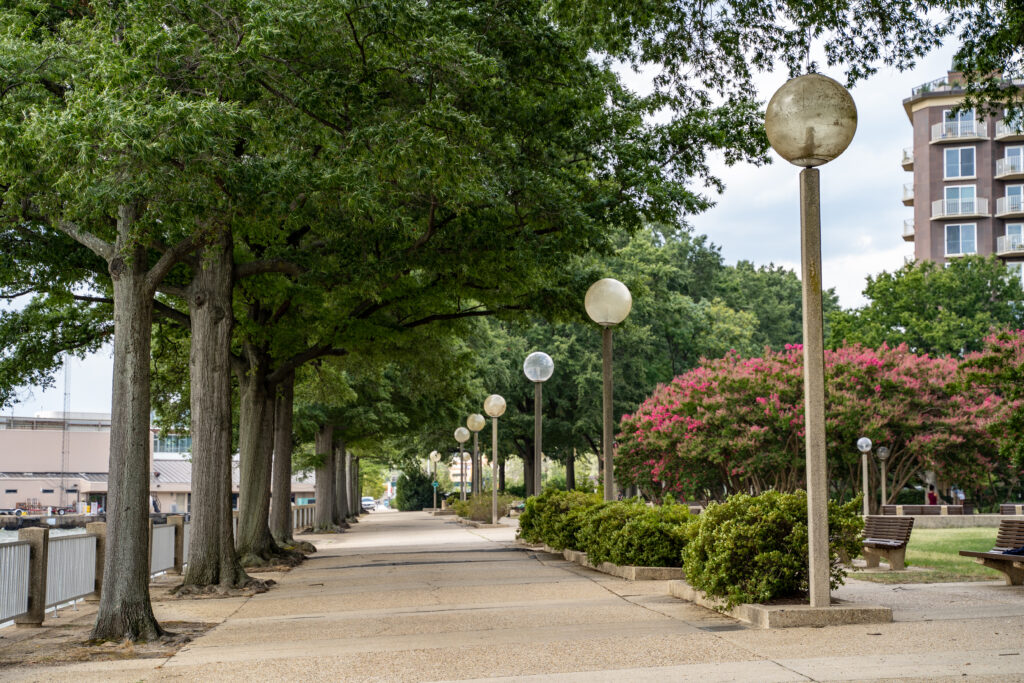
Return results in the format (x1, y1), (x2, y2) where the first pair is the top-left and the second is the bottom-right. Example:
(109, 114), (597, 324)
(454, 517), (504, 528)
(667, 580), (893, 629)
(515, 540), (685, 581)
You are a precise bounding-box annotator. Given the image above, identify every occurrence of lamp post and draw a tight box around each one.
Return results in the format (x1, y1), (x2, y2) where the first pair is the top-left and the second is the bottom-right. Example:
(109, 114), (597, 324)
(876, 446), (890, 508)
(454, 427), (470, 501)
(765, 73), (857, 609)
(467, 413), (486, 497)
(523, 351), (554, 497)
(484, 394), (506, 524)
(585, 278), (633, 502)
(429, 450), (441, 510)
(857, 437), (872, 517)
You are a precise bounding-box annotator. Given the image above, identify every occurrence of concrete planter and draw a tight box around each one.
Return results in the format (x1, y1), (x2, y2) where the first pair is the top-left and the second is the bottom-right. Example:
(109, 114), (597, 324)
(517, 540), (686, 581)
(667, 580), (892, 629)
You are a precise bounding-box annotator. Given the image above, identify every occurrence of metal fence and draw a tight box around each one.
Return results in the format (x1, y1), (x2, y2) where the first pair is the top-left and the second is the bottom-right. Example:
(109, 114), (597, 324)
(151, 524), (176, 574)
(45, 535), (96, 608)
(0, 541), (30, 622)
(182, 522), (191, 565)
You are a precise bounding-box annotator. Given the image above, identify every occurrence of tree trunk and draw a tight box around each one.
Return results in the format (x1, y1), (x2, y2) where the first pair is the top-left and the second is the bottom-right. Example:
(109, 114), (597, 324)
(523, 450), (535, 497)
(236, 371), (279, 564)
(313, 424), (336, 531)
(91, 218), (162, 642)
(182, 231), (249, 590)
(350, 456), (360, 518)
(499, 459), (505, 492)
(270, 371), (295, 544)
(565, 454), (575, 491)
(334, 443), (351, 526)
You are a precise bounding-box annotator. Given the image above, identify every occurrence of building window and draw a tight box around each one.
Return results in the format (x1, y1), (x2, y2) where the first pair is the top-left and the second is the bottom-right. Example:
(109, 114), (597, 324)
(1008, 262), (1023, 280)
(946, 224), (977, 256)
(944, 185), (977, 214)
(1007, 185), (1024, 214)
(943, 108), (978, 136)
(944, 147), (975, 179)
(41, 488), (54, 493)
(4, 489), (16, 494)
(153, 434), (192, 454)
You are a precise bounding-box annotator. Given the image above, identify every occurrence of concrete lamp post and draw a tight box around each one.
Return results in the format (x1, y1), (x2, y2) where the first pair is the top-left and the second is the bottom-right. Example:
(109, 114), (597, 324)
(454, 427), (470, 501)
(585, 278), (632, 501)
(876, 446), (891, 509)
(429, 450), (441, 510)
(467, 413), (486, 497)
(484, 394), (506, 524)
(765, 72), (857, 609)
(523, 351), (554, 497)
(857, 437), (873, 517)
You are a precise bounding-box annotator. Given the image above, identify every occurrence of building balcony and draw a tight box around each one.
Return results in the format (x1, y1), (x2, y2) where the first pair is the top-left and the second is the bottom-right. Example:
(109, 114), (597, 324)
(995, 120), (1024, 141)
(997, 233), (1024, 256)
(996, 195), (1024, 218)
(931, 197), (989, 219)
(902, 147), (913, 171)
(930, 120), (987, 143)
(995, 156), (1024, 180)
(902, 219), (915, 242)
(902, 183), (914, 206)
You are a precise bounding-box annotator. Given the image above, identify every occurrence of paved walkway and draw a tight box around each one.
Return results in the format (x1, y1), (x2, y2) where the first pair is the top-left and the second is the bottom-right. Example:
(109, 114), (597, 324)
(6, 510), (1024, 682)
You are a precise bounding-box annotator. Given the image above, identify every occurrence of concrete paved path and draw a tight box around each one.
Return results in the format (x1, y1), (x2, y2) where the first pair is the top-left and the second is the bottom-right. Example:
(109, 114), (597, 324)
(6, 510), (1024, 682)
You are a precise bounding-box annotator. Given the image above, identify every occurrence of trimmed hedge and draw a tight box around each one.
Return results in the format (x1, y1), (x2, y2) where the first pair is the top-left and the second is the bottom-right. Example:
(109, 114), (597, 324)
(451, 494), (516, 522)
(516, 489), (862, 607)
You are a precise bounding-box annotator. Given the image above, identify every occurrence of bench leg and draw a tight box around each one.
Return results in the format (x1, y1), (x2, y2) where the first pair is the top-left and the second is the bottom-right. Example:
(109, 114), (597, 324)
(884, 547), (907, 571)
(980, 559), (1024, 586)
(862, 547), (881, 568)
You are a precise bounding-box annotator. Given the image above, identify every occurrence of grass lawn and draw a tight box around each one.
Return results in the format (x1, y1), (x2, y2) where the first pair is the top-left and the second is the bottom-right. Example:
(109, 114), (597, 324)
(851, 527), (1005, 584)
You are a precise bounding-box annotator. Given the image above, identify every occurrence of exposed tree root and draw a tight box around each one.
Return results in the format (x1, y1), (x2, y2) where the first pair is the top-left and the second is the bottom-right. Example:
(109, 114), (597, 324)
(170, 577), (275, 599)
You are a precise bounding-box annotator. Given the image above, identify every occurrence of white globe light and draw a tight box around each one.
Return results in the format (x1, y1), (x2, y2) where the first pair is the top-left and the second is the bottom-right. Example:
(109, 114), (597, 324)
(765, 73), (857, 168)
(467, 413), (486, 432)
(585, 278), (632, 326)
(876, 446), (890, 462)
(483, 394), (506, 418)
(523, 351), (554, 383)
(462, 451), (471, 461)
(454, 426), (470, 443)
(429, 450), (440, 462)
(856, 437), (872, 454)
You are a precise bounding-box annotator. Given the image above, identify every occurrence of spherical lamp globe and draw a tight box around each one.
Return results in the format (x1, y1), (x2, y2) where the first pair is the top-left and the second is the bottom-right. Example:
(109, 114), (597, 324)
(523, 351), (554, 383)
(856, 437), (872, 454)
(454, 426), (470, 443)
(876, 446), (890, 462)
(765, 73), (857, 168)
(483, 394), (506, 418)
(429, 450), (440, 463)
(467, 413), (486, 432)
(585, 278), (632, 326)
(462, 451), (471, 462)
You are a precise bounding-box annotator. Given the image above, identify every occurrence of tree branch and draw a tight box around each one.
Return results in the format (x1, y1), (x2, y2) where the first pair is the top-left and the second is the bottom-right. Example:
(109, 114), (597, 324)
(55, 219), (114, 261)
(147, 233), (203, 291)
(235, 259), (303, 279)
(154, 300), (191, 329)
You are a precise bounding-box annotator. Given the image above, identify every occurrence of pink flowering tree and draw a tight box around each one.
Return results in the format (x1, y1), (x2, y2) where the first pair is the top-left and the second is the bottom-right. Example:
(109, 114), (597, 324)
(617, 344), (1006, 510)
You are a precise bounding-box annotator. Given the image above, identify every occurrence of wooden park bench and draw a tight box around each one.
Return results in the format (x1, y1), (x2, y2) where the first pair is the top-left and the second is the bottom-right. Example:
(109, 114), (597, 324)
(958, 519), (1024, 585)
(862, 516), (915, 570)
(999, 503), (1024, 515)
(880, 504), (969, 515)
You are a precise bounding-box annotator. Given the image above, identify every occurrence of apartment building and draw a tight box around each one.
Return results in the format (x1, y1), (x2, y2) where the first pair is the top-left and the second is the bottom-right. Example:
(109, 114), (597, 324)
(902, 70), (1024, 279)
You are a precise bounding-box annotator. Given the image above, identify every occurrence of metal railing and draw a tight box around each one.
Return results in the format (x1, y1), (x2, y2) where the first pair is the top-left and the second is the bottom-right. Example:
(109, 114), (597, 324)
(182, 521), (191, 565)
(902, 183), (914, 203)
(930, 120), (986, 142)
(996, 120), (1024, 139)
(932, 197), (988, 218)
(903, 219), (915, 238)
(997, 195), (1024, 216)
(292, 504), (315, 529)
(151, 524), (176, 574)
(45, 535), (96, 609)
(0, 542), (30, 622)
(997, 234), (1024, 254)
(996, 157), (1024, 178)
(901, 147), (913, 168)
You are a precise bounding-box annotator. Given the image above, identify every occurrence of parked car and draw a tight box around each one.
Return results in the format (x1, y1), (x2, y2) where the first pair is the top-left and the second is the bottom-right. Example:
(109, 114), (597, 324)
(360, 496), (376, 512)
(0, 508), (26, 516)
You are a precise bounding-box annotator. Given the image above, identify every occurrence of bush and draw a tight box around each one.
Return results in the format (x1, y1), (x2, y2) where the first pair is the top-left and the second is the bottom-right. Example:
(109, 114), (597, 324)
(451, 494), (516, 522)
(517, 489), (601, 548)
(608, 503), (692, 567)
(503, 483), (526, 497)
(576, 499), (650, 564)
(393, 468), (439, 511)
(682, 490), (863, 608)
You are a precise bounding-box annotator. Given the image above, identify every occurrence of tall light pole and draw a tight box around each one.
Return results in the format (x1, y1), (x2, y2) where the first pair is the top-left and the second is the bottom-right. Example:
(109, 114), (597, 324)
(857, 437), (872, 517)
(429, 450), (441, 510)
(467, 413), (486, 497)
(876, 446), (890, 509)
(484, 394), (506, 524)
(523, 351), (554, 497)
(454, 427), (470, 501)
(765, 73), (857, 608)
(585, 278), (632, 502)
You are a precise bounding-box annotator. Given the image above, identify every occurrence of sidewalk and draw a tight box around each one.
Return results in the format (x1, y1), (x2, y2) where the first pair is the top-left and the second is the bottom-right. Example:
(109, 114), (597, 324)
(4, 510), (1024, 682)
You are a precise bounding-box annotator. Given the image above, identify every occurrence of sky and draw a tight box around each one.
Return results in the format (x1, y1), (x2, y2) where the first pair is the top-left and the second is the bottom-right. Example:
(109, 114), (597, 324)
(6, 42), (959, 418)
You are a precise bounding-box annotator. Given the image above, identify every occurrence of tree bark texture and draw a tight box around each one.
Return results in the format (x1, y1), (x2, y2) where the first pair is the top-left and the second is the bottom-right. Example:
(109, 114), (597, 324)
(270, 372), (296, 544)
(499, 460), (505, 492)
(565, 455), (575, 491)
(313, 424), (336, 531)
(236, 370), (279, 564)
(523, 448), (535, 498)
(334, 444), (349, 524)
(91, 210), (162, 641)
(350, 456), (360, 518)
(183, 231), (248, 589)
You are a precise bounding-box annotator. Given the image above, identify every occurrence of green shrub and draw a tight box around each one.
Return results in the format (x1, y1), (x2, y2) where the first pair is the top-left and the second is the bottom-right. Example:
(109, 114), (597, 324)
(608, 503), (692, 567)
(452, 494), (516, 522)
(393, 467), (439, 511)
(576, 499), (649, 564)
(682, 490), (863, 608)
(516, 489), (601, 547)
